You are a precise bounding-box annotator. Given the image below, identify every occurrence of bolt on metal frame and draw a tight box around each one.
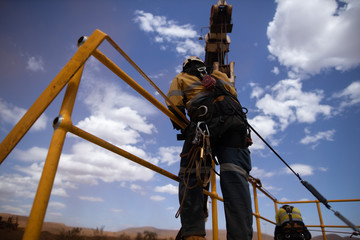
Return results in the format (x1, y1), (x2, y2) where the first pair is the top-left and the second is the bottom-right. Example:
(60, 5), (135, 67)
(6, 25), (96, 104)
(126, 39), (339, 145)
(0, 29), (358, 240)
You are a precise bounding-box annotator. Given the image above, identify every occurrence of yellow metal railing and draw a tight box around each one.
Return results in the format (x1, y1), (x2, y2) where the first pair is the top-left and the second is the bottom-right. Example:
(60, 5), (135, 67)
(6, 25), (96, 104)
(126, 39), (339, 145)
(0, 29), (221, 240)
(0, 29), (358, 240)
(248, 176), (360, 240)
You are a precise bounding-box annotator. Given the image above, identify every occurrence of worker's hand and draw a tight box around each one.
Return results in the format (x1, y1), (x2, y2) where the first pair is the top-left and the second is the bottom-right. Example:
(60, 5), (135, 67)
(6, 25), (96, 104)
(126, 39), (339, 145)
(202, 75), (216, 89)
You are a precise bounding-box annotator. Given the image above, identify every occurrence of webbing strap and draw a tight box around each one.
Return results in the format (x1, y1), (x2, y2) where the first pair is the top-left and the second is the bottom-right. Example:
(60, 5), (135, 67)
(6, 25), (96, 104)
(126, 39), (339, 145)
(220, 163), (248, 179)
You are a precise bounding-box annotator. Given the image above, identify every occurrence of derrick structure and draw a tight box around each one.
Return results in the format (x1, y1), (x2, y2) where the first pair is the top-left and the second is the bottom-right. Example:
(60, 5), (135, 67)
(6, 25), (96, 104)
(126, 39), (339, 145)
(205, 0), (235, 83)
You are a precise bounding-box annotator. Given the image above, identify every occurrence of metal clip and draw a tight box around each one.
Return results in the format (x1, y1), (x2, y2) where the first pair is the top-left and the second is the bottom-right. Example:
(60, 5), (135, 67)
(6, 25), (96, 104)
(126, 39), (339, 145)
(192, 121), (210, 145)
(197, 105), (208, 118)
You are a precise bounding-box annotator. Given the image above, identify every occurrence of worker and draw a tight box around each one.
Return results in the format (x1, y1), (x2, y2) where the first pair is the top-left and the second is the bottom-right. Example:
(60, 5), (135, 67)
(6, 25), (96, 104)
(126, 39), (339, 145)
(167, 56), (253, 240)
(275, 205), (312, 240)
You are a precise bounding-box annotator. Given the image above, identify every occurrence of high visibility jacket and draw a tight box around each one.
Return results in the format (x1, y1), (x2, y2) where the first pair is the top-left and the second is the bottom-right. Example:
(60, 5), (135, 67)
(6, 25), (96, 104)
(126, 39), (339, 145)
(166, 70), (237, 111)
(275, 206), (303, 226)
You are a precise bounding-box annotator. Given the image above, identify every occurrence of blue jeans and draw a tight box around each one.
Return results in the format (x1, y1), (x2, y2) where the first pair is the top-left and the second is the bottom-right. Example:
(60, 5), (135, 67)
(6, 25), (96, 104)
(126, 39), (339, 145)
(178, 115), (253, 239)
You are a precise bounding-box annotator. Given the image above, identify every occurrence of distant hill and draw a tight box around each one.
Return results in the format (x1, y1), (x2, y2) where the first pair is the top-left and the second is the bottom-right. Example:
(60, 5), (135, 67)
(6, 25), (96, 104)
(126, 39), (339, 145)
(0, 213), (356, 240)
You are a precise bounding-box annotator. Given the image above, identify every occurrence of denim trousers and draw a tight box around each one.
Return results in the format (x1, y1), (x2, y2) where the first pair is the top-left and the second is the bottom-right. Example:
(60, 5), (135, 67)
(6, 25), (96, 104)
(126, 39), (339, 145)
(178, 115), (253, 240)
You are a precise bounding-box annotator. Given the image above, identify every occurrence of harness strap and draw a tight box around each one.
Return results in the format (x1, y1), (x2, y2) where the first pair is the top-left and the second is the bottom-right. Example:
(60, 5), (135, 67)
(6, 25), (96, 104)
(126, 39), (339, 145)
(220, 163), (248, 179)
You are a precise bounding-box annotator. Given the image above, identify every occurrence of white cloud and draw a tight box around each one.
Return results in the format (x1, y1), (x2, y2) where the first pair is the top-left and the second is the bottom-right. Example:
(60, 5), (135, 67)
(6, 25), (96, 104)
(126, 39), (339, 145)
(0, 174), (34, 200)
(133, 10), (204, 57)
(26, 56), (45, 72)
(78, 196), (104, 202)
(51, 188), (69, 197)
(0, 98), (48, 131)
(285, 164), (314, 176)
(254, 79), (331, 130)
(267, 0), (360, 75)
(0, 205), (27, 215)
(49, 201), (66, 210)
(13, 146), (48, 162)
(77, 77), (157, 147)
(158, 146), (182, 166)
(176, 39), (204, 57)
(1, 63), (164, 205)
(150, 195), (165, 201)
(332, 81), (360, 108)
(248, 115), (277, 150)
(251, 166), (276, 178)
(154, 184), (178, 195)
(130, 184), (145, 195)
(250, 85), (265, 99)
(272, 66), (280, 75)
(300, 128), (335, 145)
(57, 142), (157, 185)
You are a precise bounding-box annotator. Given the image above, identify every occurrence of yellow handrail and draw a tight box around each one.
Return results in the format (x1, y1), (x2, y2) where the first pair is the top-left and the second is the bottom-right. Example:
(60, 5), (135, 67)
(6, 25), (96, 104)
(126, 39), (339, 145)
(249, 175), (360, 240)
(0, 29), (358, 240)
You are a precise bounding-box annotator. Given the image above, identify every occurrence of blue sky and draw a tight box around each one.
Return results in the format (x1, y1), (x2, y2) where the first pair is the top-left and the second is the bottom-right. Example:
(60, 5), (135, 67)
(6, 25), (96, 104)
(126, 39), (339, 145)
(0, 0), (359, 236)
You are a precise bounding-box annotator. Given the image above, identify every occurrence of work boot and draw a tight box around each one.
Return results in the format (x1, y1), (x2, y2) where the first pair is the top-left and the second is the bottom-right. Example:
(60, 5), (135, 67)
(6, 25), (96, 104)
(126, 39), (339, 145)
(184, 236), (206, 240)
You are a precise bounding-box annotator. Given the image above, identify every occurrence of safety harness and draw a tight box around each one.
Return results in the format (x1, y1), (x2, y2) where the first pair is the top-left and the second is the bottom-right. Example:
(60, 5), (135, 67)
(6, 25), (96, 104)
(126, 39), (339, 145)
(175, 67), (252, 219)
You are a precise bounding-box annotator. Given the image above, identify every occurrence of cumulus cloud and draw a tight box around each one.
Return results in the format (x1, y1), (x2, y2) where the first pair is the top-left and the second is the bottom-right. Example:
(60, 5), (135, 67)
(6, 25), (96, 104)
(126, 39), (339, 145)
(76, 67), (157, 147)
(300, 128), (335, 148)
(49, 201), (66, 210)
(133, 10), (203, 57)
(150, 195), (165, 201)
(332, 81), (360, 108)
(267, 0), (360, 75)
(250, 166), (276, 178)
(272, 66), (280, 75)
(254, 79), (331, 130)
(78, 196), (104, 202)
(0, 174), (38, 201)
(248, 115), (277, 150)
(0, 205), (27, 215)
(57, 142), (158, 185)
(285, 164), (314, 176)
(26, 56), (45, 72)
(154, 184), (178, 195)
(158, 146), (182, 166)
(13, 146), (48, 162)
(0, 59), (167, 213)
(0, 98), (48, 131)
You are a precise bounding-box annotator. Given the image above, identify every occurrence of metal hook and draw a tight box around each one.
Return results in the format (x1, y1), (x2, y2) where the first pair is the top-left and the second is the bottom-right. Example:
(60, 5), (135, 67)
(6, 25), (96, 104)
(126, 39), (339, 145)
(197, 105), (208, 117)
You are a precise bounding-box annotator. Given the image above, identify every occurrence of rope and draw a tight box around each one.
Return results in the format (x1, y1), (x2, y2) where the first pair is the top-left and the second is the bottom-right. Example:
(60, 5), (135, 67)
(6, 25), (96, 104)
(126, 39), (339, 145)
(175, 133), (212, 218)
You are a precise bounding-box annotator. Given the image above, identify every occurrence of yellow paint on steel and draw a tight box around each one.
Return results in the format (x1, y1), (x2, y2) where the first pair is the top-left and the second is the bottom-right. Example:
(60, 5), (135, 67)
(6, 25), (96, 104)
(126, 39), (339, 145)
(211, 160), (219, 240)
(105, 36), (189, 125)
(0, 29), (107, 165)
(69, 124), (179, 182)
(273, 199), (360, 239)
(251, 181), (262, 240)
(22, 65), (85, 240)
(1, 28), (357, 240)
(316, 201), (327, 240)
(91, 49), (187, 130)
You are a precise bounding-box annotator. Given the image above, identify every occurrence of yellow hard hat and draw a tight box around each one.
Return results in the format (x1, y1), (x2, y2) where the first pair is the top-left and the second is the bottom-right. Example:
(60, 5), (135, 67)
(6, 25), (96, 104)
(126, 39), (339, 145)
(183, 56), (204, 69)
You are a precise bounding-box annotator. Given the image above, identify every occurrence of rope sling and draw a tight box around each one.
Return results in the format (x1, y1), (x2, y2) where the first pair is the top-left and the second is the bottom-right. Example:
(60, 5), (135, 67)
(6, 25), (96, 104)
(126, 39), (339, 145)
(175, 122), (214, 218)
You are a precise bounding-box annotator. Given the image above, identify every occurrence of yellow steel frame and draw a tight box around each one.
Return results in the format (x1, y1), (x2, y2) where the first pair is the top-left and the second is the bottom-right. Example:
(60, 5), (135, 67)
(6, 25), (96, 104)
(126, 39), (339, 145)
(248, 176), (360, 240)
(0, 29), (358, 240)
